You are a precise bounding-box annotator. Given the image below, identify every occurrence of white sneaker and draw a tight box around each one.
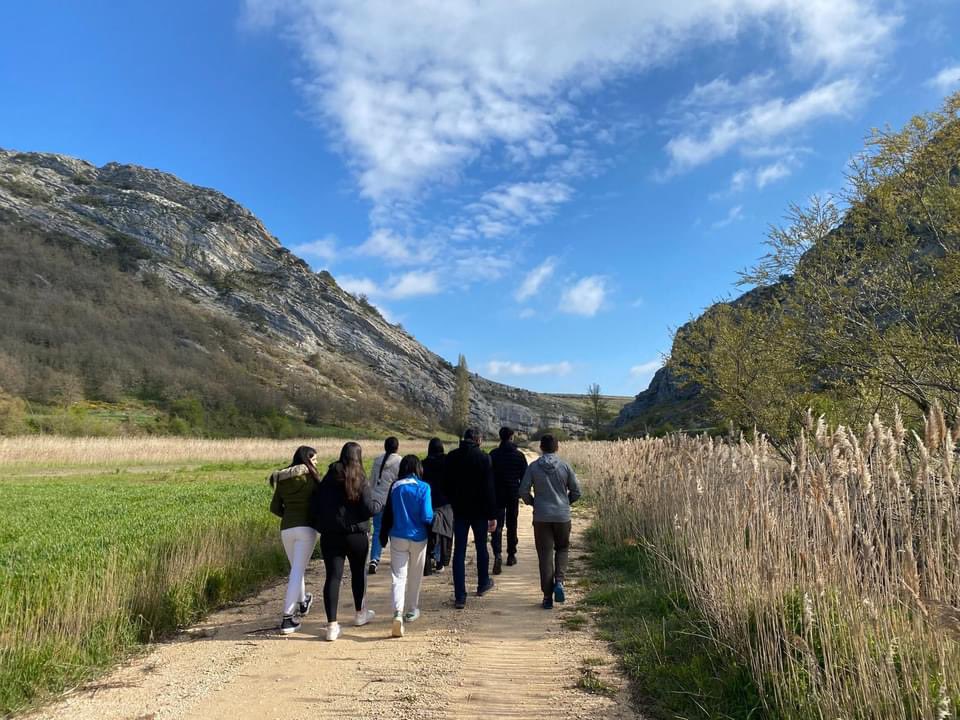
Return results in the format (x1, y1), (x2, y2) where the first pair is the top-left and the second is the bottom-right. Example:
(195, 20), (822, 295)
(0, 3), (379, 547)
(403, 608), (420, 623)
(391, 612), (404, 638)
(325, 622), (341, 642)
(354, 608), (376, 626)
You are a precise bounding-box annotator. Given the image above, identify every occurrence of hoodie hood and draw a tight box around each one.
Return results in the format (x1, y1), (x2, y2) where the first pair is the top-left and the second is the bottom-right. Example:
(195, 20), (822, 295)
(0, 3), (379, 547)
(538, 453), (561, 473)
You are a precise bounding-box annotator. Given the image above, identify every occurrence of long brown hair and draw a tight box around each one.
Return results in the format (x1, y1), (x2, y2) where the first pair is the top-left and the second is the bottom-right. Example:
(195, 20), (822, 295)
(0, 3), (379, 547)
(338, 442), (366, 502)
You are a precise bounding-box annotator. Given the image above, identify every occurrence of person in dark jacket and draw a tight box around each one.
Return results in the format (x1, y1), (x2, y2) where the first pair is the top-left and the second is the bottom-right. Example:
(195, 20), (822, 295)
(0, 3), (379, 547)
(488, 427), (528, 574)
(269, 445), (321, 635)
(422, 438), (453, 575)
(445, 428), (497, 608)
(311, 442), (384, 641)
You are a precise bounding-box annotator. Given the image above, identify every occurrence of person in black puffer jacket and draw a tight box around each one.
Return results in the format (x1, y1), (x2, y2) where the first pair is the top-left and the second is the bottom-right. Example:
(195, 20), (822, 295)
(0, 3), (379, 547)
(421, 438), (453, 575)
(489, 427), (528, 574)
(311, 442), (384, 641)
(445, 428), (497, 608)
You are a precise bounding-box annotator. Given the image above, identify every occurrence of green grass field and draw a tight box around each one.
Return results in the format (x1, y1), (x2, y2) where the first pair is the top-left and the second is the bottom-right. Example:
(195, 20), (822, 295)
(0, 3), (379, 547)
(0, 459), (298, 716)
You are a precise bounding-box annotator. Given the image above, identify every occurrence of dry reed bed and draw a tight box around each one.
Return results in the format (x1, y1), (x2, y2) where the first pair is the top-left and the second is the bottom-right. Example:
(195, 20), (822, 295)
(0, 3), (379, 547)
(565, 408), (960, 719)
(0, 436), (414, 468)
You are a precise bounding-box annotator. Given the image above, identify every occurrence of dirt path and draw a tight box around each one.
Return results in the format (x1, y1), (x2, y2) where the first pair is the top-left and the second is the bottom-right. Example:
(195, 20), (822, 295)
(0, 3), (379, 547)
(30, 458), (640, 720)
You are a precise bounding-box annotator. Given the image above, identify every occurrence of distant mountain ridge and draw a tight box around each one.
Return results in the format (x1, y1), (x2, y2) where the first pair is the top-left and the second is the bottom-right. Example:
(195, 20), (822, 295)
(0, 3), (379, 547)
(0, 147), (597, 435)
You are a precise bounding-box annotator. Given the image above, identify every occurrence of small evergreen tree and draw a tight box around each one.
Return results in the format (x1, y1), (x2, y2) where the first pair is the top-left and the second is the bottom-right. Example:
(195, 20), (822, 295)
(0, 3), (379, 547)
(452, 354), (470, 435)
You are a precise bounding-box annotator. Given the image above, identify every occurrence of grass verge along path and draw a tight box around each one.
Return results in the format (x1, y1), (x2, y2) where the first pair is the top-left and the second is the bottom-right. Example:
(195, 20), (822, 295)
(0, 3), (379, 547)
(580, 528), (764, 720)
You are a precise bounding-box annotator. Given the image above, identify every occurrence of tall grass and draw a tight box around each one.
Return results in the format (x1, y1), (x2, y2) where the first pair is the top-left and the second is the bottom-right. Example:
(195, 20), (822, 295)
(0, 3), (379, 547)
(566, 407), (960, 719)
(0, 436), (399, 468)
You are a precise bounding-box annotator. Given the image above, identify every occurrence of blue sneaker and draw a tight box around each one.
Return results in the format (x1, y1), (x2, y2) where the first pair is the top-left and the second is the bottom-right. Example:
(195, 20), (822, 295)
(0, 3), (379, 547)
(553, 582), (565, 603)
(542, 595), (554, 610)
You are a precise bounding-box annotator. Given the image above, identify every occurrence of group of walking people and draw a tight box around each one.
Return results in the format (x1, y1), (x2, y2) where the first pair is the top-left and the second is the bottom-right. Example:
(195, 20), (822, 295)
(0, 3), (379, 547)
(268, 427), (582, 640)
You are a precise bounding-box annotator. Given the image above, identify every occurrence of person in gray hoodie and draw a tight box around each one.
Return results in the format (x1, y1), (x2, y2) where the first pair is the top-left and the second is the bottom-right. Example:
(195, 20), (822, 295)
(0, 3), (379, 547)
(519, 434), (581, 609)
(368, 436), (401, 574)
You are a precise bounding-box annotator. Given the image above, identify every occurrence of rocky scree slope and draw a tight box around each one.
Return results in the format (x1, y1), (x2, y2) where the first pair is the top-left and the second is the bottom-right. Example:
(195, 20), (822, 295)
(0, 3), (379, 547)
(0, 148), (587, 435)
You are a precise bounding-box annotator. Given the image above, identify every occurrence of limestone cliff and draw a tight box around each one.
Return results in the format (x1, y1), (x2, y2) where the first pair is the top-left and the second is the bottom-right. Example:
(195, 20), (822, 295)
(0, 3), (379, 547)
(0, 148), (587, 435)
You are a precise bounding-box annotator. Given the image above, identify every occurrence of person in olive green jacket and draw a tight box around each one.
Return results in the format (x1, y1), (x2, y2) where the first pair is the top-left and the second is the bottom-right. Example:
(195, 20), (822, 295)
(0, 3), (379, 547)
(269, 445), (321, 634)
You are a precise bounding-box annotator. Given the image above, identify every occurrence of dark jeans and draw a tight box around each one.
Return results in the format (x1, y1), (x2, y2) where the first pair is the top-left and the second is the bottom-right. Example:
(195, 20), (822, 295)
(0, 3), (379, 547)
(491, 496), (519, 558)
(453, 515), (490, 602)
(533, 521), (571, 596)
(320, 531), (368, 622)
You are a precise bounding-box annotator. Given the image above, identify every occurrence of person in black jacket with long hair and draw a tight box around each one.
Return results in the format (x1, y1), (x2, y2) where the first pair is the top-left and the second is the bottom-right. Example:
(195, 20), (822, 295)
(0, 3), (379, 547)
(422, 438), (453, 575)
(311, 442), (384, 641)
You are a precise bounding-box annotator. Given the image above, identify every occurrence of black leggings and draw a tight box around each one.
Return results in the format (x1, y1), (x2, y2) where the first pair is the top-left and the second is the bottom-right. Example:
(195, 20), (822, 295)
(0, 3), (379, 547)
(320, 532), (369, 622)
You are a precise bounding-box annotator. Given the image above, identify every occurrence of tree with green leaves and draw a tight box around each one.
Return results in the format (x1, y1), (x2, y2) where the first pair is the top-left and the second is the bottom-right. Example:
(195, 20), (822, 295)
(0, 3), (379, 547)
(675, 91), (960, 444)
(452, 354), (471, 435)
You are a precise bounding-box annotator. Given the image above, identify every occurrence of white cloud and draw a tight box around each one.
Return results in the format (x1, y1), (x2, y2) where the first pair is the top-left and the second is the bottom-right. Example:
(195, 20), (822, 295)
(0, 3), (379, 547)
(727, 159), (794, 193)
(338, 275), (378, 297)
(337, 271), (440, 300)
(291, 235), (337, 265)
(519, 308), (536, 319)
(666, 78), (860, 172)
(246, 0), (897, 201)
(471, 182), (572, 239)
(729, 168), (751, 193)
(755, 160), (792, 188)
(560, 275), (608, 317)
(712, 205), (744, 229)
(630, 360), (661, 378)
(677, 72), (776, 110)
(515, 257), (558, 301)
(485, 360), (573, 377)
(356, 228), (437, 265)
(928, 65), (960, 93)
(387, 271), (441, 299)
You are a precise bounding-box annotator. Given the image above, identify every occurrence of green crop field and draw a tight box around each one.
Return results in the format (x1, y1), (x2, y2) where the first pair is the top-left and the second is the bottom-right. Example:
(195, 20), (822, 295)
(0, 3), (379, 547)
(1, 459), (302, 716)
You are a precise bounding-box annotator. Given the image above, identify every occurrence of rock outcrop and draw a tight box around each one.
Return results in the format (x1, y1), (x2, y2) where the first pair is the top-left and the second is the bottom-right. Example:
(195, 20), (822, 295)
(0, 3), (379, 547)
(0, 148), (588, 435)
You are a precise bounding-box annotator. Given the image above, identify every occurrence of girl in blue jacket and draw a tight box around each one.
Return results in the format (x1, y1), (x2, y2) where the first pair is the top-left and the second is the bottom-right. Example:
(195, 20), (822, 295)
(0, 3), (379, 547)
(379, 454), (433, 637)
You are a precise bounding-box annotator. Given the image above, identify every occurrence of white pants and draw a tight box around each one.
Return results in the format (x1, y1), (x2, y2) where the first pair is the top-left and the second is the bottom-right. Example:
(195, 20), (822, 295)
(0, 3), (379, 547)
(389, 537), (427, 614)
(281, 526), (318, 616)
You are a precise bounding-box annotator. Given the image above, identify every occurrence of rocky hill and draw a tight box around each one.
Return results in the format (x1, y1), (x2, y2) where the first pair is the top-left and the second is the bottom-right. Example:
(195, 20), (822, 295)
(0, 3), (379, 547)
(612, 284), (783, 435)
(0, 148), (593, 436)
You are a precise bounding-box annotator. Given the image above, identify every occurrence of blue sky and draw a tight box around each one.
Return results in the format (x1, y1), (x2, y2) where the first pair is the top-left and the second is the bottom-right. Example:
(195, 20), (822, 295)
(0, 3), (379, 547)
(2, 1), (959, 397)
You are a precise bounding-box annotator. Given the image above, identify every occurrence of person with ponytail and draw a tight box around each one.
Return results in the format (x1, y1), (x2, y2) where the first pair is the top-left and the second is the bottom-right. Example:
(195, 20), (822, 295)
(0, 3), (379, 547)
(268, 445), (322, 635)
(311, 442), (384, 641)
(366, 436), (401, 574)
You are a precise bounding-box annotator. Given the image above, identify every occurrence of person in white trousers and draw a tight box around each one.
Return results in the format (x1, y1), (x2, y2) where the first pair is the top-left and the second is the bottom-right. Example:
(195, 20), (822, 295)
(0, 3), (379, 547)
(269, 446), (322, 634)
(379, 455), (434, 637)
